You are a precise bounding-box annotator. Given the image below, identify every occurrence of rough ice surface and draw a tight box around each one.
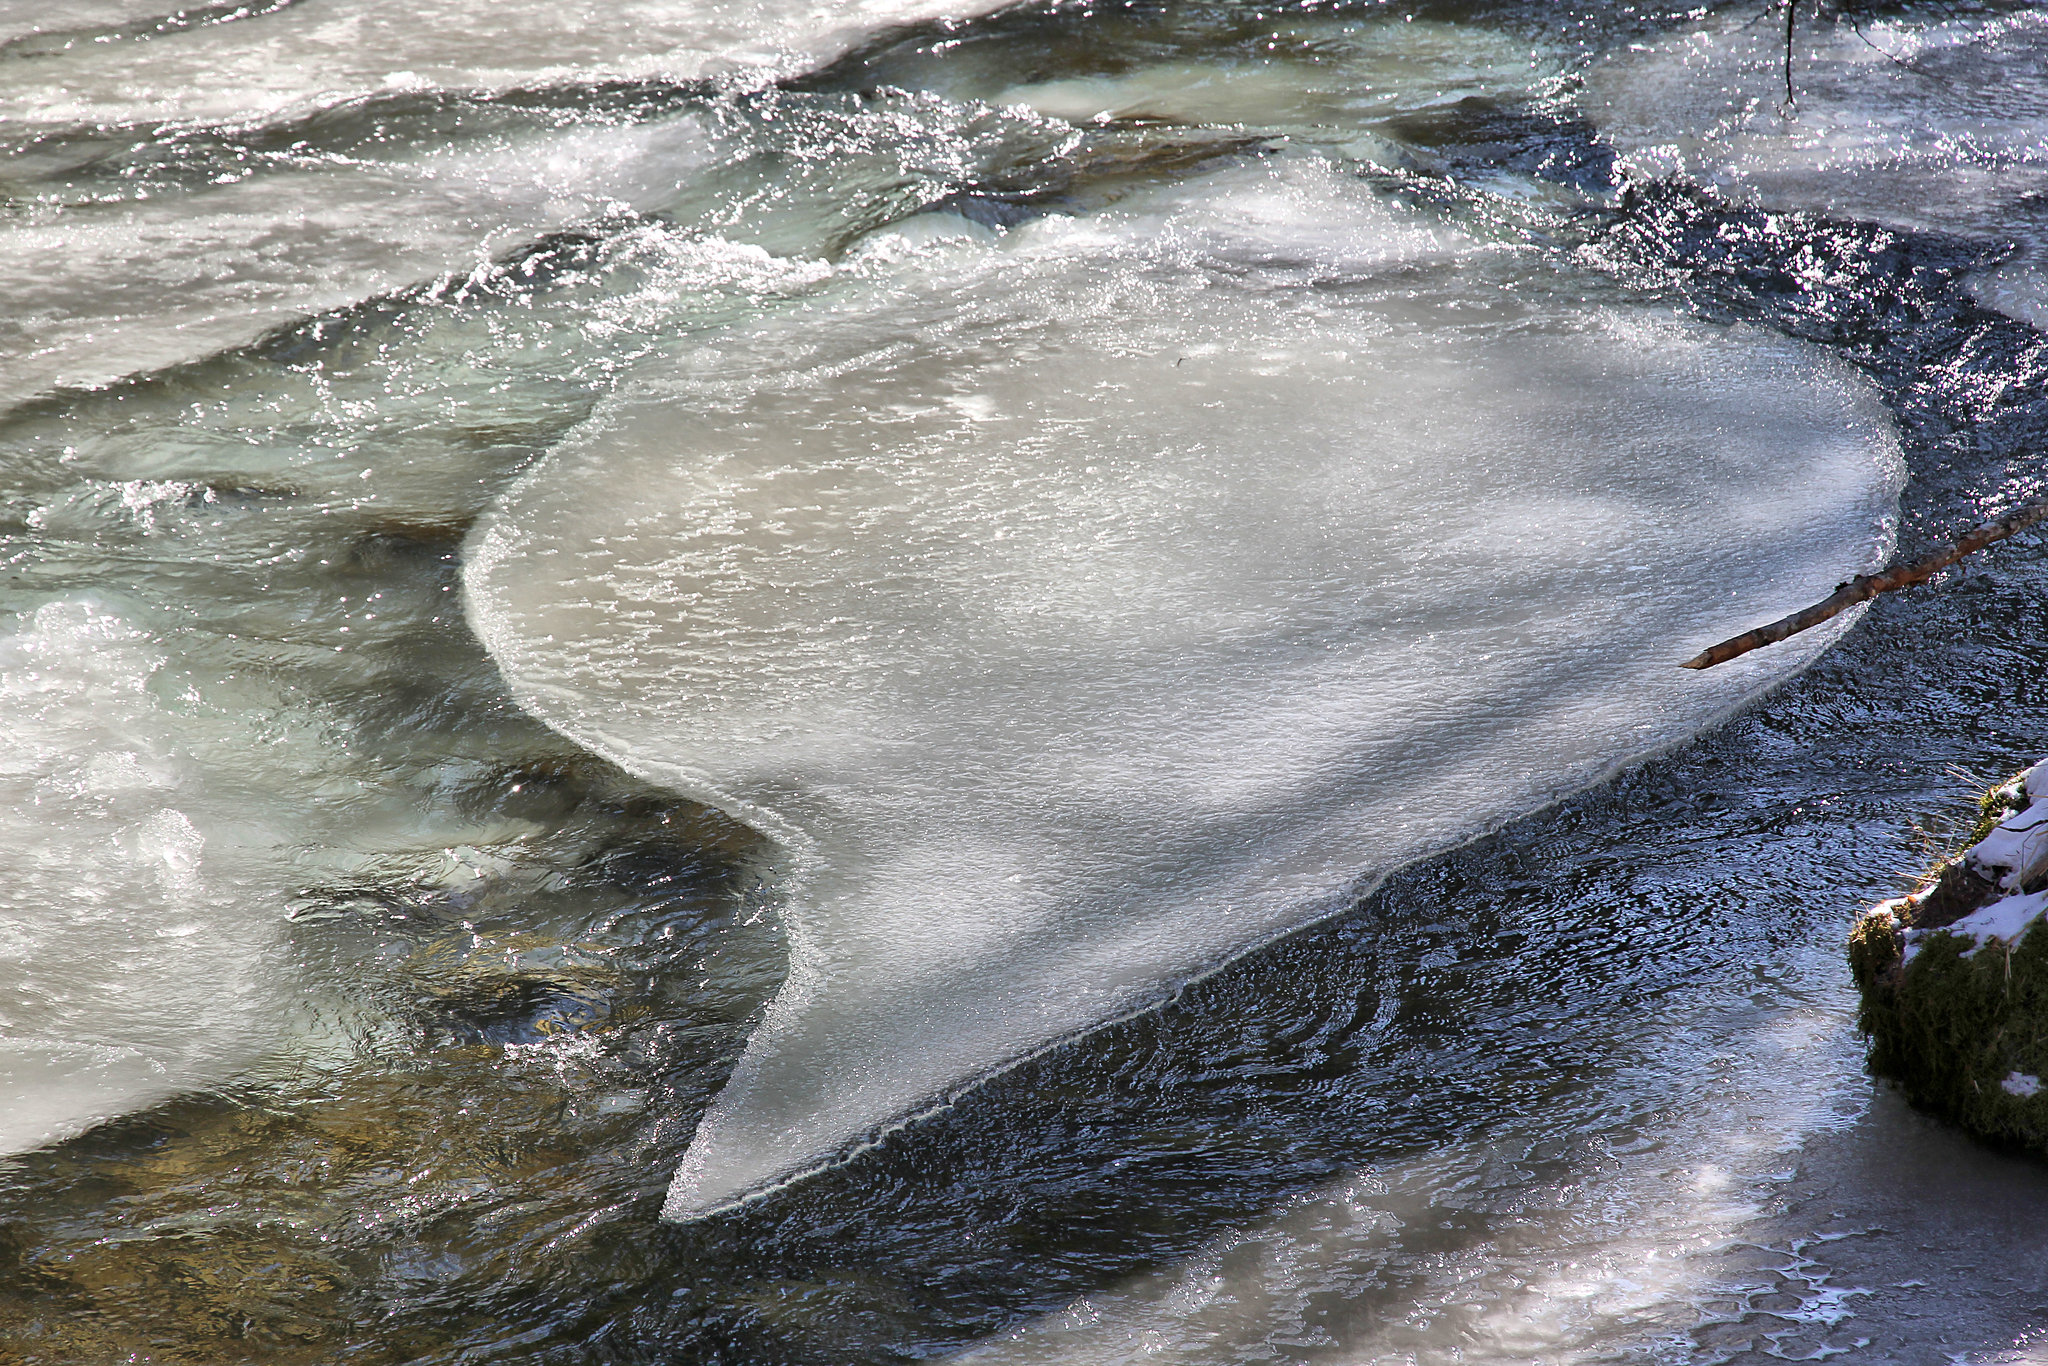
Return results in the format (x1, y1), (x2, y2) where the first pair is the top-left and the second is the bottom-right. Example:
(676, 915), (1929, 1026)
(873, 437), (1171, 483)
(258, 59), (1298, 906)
(0, 0), (1008, 131)
(0, 599), (286, 1156)
(1585, 7), (2048, 232)
(0, 116), (716, 400)
(0, 0), (1024, 402)
(1584, 8), (2048, 326)
(465, 154), (1904, 1220)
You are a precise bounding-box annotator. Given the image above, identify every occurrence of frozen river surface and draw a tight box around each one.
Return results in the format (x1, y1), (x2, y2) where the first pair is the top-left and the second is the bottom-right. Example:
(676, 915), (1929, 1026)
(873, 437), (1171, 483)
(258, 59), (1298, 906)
(3, 2), (2048, 1363)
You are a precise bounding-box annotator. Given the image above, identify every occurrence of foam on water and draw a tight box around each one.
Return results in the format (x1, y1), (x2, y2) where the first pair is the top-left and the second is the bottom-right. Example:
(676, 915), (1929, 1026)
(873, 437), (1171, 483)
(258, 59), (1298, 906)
(464, 154), (1904, 1220)
(0, 598), (286, 1155)
(0, 0), (1009, 131)
(0, 584), (570, 1155)
(1585, 7), (2048, 326)
(0, 115), (716, 400)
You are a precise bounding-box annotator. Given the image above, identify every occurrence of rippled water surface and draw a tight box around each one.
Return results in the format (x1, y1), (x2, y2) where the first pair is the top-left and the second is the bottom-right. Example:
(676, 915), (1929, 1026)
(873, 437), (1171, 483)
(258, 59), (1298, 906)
(4, 2), (2048, 1363)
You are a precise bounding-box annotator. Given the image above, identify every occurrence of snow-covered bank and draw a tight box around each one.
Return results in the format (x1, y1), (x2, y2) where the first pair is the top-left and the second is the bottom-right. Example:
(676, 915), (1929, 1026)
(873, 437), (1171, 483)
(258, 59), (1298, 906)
(1851, 761), (2048, 1149)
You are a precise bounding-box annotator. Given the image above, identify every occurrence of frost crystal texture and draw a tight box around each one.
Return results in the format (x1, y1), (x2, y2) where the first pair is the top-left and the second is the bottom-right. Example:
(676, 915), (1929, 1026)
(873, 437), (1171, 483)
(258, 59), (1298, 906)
(464, 159), (1903, 1219)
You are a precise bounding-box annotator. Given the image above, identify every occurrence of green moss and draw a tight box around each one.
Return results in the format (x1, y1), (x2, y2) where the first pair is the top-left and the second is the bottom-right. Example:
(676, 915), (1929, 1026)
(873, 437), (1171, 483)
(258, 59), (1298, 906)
(1848, 766), (2048, 1152)
(1847, 905), (1903, 1002)
(1967, 775), (2030, 848)
(1854, 907), (2048, 1151)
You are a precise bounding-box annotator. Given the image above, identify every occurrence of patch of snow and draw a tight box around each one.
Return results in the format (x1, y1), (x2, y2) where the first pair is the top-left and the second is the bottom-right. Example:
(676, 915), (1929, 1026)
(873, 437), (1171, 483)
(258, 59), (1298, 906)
(2023, 761), (2048, 802)
(1906, 889), (2048, 963)
(1965, 777), (2048, 889)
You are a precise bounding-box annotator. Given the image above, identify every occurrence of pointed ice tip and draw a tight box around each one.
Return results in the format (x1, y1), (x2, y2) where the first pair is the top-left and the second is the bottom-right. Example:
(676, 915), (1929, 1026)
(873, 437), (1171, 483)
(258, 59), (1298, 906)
(460, 156), (1902, 1229)
(660, 1130), (865, 1222)
(647, 897), (1207, 1222)
(662, 1153), (752, 1223)
(661, 1186), (713, 1223)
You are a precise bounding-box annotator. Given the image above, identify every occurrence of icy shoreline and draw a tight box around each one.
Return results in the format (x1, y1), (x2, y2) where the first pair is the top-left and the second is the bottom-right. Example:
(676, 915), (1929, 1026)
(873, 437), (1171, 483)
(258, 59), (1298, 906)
(1851, 762), (2048, 1142)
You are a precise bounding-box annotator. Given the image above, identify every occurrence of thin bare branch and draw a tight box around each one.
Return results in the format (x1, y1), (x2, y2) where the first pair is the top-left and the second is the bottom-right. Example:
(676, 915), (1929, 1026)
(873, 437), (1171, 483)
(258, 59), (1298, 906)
(1784, 0), (1798, 108)
(1681, 500), (2048, 670)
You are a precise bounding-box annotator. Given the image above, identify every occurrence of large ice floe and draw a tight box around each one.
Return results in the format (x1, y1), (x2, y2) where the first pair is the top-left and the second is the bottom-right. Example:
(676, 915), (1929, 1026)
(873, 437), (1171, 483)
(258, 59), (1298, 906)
(465, 152), (1906, 1219)
(1585, 6), (2048, 327)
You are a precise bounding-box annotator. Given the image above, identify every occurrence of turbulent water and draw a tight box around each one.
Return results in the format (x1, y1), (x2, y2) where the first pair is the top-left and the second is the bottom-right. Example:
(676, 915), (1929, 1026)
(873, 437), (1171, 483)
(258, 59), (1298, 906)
(4, 1), (2048, 1363)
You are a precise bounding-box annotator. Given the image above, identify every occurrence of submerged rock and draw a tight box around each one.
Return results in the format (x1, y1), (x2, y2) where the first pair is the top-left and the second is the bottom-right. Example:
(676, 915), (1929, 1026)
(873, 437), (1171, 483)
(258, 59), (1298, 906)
(1851, 762), (2048, 1150)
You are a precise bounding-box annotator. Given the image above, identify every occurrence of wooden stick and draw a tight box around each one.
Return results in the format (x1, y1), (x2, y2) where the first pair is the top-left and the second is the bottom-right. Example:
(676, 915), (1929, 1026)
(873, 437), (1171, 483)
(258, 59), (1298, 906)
(1783, 0), (1797, 108)
(1681, 500), (2048, 670)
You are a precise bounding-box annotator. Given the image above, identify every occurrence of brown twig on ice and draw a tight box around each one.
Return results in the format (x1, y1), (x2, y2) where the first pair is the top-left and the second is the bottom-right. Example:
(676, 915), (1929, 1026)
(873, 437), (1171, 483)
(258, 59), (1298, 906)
(1681, 501), (2048, 670)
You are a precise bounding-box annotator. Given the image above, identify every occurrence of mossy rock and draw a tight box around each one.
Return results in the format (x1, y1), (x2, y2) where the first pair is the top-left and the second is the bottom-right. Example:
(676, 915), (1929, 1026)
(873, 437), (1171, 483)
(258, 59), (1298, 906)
(1852, 899), (2048, 1150)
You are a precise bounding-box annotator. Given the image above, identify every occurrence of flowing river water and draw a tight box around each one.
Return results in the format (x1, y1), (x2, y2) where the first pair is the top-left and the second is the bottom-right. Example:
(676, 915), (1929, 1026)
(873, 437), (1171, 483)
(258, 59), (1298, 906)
(3, 1), (2048, 1362)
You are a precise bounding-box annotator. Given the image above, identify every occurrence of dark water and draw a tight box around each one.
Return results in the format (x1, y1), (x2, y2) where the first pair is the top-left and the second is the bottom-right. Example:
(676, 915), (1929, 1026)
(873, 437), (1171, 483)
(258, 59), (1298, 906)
(3, 2), (2048, 1362)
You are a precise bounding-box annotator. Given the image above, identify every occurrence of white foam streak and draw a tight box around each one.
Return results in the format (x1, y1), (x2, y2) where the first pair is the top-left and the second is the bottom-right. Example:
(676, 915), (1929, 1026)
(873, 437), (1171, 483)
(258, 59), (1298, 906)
(0, 0), (171, 47)
(0, 116), (714, 400)
(0, 0), (1011, 131)
(0, 599), (283, 1155)
(464, 157), (1903, 1219)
